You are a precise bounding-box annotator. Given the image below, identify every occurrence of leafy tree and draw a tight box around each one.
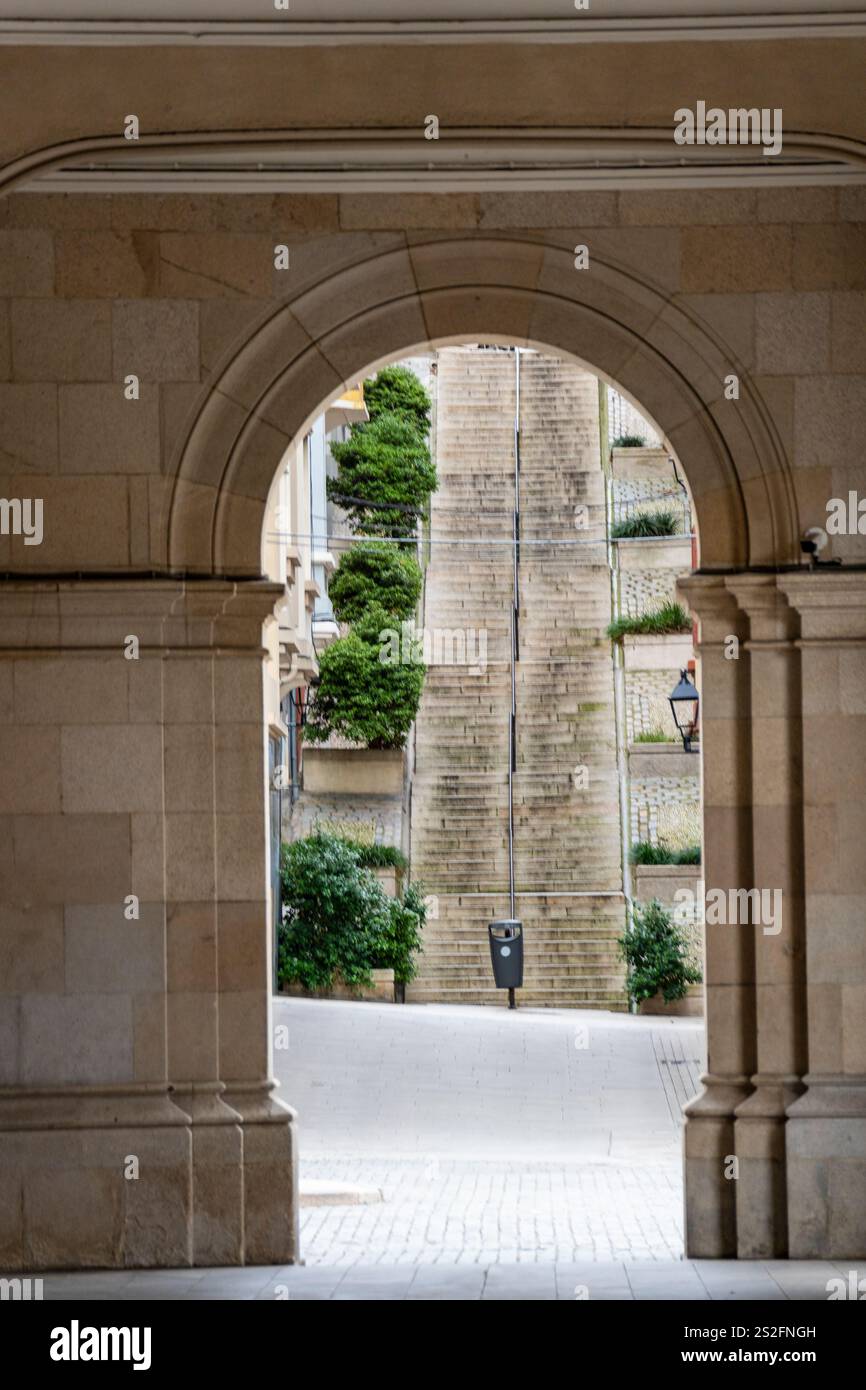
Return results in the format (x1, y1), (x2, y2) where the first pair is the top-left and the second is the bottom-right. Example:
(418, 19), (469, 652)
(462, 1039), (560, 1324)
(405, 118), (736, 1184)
(278, 834), (391, 990)
(617, 898), (702, 1005)
(328, 412), (437, 537)
(329, 540), (422, 624)
(304, 602), (425, 749)
(363, 364), (431, 432)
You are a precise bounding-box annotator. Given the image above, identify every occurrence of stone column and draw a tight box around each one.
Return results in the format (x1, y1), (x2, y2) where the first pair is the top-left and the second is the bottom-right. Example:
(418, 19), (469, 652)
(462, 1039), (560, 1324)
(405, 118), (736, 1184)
(779, 571), (866, 1258)
(677, 574), (756, 1257)
(726, 574), (807, 1258)
(0, 578), (297, 1269)
(212, 617), (298, 1266)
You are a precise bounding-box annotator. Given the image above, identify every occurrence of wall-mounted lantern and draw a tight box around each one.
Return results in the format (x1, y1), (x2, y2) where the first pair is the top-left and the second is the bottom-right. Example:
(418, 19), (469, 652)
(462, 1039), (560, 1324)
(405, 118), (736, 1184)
(669, 669), (700, 752)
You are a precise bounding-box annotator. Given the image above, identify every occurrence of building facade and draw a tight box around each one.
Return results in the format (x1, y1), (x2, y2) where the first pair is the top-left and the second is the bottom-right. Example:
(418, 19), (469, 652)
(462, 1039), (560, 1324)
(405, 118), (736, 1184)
(0, 6), (864, 1269)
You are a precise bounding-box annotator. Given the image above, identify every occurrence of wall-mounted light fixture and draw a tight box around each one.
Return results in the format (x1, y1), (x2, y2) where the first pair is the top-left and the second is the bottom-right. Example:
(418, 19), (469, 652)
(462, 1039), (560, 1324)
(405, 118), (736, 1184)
(669, 669), (700, 753)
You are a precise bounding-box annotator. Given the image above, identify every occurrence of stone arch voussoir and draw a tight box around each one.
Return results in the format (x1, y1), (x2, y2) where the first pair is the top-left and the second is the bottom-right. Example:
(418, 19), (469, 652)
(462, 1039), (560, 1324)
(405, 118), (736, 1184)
(168, 236), (796, 576)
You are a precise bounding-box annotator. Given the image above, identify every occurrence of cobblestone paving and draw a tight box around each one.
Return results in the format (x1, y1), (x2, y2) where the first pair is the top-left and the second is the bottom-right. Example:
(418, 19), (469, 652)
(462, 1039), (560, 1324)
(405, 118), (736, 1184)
(275, 998), (703, 1267)
(299, 1156), (684, 1266)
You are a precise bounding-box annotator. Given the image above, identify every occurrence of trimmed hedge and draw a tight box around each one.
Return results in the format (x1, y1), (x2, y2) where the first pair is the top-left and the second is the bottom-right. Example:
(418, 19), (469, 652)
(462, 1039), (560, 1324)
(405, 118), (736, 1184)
(304, 603), (425, 749)
(329, 540), (422, 624)
(328, 411), (438, 537)
(363, 364), (431, 431)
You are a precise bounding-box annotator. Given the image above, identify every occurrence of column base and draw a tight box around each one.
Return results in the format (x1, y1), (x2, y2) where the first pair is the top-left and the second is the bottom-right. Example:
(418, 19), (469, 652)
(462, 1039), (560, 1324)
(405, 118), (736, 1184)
(223, 1082), (299, 1266)
(786, 1077), (866, 1258)
(683, 1074), (753, 1257)
(171, 1084), (244, 1268)
(0, 1088), (193, 1271)
(734, 1075), (803, 1258)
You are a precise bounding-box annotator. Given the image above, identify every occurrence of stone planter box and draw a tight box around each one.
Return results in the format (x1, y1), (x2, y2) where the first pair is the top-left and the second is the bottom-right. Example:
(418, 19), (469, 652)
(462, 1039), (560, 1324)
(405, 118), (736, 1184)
(302, 746), (404, 796)
(628, 742), (700, 778)
(611, 446), (673, 481)
(622, 632), (694, 671)
(638, 985), (704, 1017)
(632, 861), (701, 906)
(616, 538), (692, 572)
(632, 866), (704, 1012)
(280, 968), (395, 1003)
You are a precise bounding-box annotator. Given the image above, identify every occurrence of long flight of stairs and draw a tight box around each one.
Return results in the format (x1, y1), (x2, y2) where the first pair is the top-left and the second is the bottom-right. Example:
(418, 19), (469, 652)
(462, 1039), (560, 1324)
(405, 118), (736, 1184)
(407, 347), (627, 1009)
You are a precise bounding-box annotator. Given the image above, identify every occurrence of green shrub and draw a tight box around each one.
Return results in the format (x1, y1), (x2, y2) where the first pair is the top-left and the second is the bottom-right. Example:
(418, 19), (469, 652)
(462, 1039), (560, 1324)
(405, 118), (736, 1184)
(341, 839), (408, 870)
(277, 833), (424, 991)
(618, 898), (702, 1004)
(304, 603), (425, 749)
(606, 601), (691, 642)
(630, 840), (702, 866)
(329, 541), (422, 624)
(612, 433), (647, 448)
(372, 882), (428, 984)
(363, 365), (431, 432)
(278, 834), (391, 990)
(632, 728), (673, 744)
(328, 411), (438, 536)
(610, 509), (680, 539)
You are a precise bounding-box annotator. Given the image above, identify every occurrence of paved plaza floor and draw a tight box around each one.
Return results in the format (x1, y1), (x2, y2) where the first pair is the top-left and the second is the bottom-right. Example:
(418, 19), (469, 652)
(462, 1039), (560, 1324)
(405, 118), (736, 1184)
(284, 998), (698, 1266)
(26, 1000), (861, 1301)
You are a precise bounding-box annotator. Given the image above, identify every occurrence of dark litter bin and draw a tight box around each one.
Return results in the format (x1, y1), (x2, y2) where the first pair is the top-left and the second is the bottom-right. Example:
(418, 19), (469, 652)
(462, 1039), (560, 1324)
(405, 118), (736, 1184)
(488, 919), (524, 992)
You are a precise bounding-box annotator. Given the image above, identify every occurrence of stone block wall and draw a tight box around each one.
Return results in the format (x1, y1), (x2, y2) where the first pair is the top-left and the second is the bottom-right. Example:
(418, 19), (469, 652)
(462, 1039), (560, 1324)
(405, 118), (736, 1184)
(0, 151), (864, 1263)
(620, 567), (679, 619)
(625, 668), (682, 742)
(630, 777), (702, 851)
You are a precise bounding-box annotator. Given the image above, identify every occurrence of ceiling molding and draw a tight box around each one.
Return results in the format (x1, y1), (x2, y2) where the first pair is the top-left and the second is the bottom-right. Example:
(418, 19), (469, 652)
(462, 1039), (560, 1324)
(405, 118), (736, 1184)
(1, 15), (866, 46)
(8, 127), (866, 195)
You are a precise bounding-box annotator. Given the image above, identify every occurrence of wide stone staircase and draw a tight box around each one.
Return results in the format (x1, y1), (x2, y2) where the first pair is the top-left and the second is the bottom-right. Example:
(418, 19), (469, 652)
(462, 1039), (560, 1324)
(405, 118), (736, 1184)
(407, 347), (627, 1009)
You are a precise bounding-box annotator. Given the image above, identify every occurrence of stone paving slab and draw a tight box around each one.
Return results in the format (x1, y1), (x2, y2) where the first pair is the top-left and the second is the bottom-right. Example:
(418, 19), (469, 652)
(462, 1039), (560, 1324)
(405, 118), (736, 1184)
(30, 1261), (859, 1302)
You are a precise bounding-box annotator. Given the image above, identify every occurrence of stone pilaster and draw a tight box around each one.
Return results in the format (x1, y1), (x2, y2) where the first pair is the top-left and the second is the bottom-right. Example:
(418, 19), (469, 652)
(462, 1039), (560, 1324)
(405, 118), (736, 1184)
(726, 574), (806, 1258)
(0, 579), (298, 1269)
(779, 571), (866, 1258)
(677, 574), (756, 1257)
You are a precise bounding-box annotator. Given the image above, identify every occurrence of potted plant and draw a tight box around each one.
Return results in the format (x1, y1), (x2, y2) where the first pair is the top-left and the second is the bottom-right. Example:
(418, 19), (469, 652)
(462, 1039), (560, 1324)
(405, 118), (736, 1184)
(617, 898), (702, 1015)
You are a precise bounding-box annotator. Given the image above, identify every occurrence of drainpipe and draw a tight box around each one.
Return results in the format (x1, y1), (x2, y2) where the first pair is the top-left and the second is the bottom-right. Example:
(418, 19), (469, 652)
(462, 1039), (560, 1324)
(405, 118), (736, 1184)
(507, 347), (521, 922)
(606, 470), (634, 933)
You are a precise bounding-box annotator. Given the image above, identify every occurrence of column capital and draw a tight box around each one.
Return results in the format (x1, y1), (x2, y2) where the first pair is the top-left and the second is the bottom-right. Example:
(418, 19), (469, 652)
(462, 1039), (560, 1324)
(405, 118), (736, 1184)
(0, 577), (285, 654)
(677, 572), (746, 643)
(778, 569), (866, 643)
(724, 572), (798, 644)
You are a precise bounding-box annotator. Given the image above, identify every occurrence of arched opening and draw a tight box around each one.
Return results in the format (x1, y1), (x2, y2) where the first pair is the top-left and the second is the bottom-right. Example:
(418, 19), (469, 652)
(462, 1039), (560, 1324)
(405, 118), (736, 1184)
(159, 235), (806, 1265)
(157, 236), (806, 1273)
(260, 335), (707, 1265)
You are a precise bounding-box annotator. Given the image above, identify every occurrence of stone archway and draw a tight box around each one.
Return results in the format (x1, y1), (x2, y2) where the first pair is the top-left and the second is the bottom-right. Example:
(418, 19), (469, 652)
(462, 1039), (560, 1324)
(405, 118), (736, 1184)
(159, 235), (835, 1264)
(164, 235), (798, 578)
(2, 222), (862, 1271)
